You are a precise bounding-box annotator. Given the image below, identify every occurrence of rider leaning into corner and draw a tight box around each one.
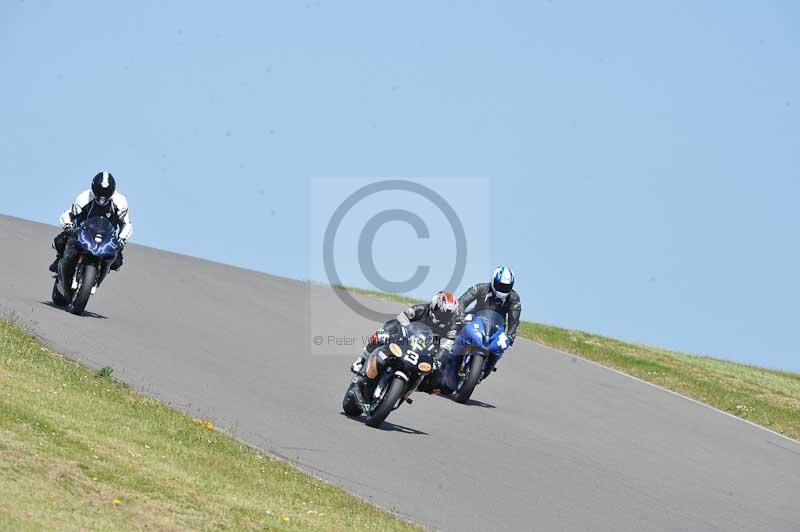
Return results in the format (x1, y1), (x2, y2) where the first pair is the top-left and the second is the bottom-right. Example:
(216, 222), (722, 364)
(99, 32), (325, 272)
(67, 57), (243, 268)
(49, 171), (133, 274)
(351, 290), (462, 393)
(445, 266), (522, 389)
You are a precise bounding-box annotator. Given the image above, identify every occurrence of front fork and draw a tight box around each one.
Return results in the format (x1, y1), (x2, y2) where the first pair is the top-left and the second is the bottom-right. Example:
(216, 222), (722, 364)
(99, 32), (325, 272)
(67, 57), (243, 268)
(64, 256), (107, 297)
(448, 349), (497, 388)
(464, 351), (495, 380)
(355, 368), (417, 414)
(58, 255), (83, 295)
(353, 370), (387, 415)
(71, 257), (85, 290)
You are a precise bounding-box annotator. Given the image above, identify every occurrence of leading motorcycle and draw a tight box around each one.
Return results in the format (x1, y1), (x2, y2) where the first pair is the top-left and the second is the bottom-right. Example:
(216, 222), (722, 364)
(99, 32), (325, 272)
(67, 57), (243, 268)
(342, 322), (436, 428)
(51, 217), (121, 316)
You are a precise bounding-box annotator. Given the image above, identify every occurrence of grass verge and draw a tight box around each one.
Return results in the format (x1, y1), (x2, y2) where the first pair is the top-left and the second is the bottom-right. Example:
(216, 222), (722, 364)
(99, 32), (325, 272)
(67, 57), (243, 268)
(0, 320), (420, 531)
(340, 286), (800, 441)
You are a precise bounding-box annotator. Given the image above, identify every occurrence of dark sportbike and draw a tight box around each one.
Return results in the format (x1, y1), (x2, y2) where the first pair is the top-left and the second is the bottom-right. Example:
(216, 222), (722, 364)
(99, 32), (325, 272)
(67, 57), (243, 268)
(52, 217), (122, 315)
(342, 322), (436, 428)
(449, 309), (508, 403)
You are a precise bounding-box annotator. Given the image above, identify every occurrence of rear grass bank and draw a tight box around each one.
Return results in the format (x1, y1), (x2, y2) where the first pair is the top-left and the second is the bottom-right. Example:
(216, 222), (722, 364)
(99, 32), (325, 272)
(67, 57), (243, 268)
(0, 320), (421, 531)
(340, 286), (800, 441)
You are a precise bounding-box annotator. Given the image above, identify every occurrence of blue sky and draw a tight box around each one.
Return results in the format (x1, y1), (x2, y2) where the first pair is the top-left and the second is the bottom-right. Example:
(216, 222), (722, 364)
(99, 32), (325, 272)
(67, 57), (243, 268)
(1, 2), (799, 370)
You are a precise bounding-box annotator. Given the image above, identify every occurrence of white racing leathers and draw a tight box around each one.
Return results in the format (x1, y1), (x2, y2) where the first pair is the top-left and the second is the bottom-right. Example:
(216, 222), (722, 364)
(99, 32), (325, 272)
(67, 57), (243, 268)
(60, 190), (133, 242)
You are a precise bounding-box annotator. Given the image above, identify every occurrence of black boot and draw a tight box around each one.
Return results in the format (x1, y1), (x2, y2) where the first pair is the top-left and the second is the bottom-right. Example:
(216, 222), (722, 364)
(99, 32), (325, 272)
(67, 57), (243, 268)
(110, 251), (123, 271)
(49, 257), (60, 273)
(482, 358), (499, 380)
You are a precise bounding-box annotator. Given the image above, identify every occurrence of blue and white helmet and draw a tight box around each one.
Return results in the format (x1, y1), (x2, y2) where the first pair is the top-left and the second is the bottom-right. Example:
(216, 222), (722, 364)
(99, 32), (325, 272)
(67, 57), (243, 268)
(491, 266), (515, 300)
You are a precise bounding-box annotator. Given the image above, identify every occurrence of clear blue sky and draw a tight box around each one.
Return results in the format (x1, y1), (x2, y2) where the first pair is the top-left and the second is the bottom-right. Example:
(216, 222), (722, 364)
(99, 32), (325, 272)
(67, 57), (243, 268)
(2, 2), (799, 370)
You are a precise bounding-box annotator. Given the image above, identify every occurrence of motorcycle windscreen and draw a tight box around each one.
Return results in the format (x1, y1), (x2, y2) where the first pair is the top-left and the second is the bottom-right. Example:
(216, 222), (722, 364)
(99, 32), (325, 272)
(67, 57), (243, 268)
(475, 309), (505, 338)
(81, 216), (117, 237)
(77, 217), (120, 256)
(405, 322), (434, 351)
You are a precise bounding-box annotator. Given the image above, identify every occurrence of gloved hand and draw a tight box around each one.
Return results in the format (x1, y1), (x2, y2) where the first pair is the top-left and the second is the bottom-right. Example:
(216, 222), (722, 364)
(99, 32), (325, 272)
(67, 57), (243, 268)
(62, 222), (74, 232)
(119, 237), (127, 249)
(369, 328), (390, 346)
(497, 332), (512, 351)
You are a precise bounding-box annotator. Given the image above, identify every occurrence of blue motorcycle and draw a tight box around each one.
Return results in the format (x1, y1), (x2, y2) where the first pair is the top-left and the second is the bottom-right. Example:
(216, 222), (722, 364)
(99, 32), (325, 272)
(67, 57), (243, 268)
(448, 309), (509, 403)
(52, 217), (122, 315)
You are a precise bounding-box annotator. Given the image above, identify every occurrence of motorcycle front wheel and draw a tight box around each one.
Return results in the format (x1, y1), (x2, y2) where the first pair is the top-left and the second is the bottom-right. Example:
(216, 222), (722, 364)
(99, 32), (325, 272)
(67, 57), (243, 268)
(365, 376), (406, 428)
(68, 263), (97, 316)
(453, 353), (485, 404)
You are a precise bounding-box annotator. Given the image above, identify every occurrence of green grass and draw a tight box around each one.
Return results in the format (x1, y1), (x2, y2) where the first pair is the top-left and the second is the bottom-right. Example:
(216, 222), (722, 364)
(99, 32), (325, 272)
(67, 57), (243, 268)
(332, 284), (422, 307)
(5, 285), (798, 530)
(340, 286), (800, 441)
(0, 320), (421, 531)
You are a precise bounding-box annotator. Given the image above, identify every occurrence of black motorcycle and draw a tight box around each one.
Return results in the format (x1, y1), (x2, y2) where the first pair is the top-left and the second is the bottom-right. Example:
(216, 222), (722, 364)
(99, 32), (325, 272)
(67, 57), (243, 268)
(52, 217), (121, 315)
(342, 322), (436, 428)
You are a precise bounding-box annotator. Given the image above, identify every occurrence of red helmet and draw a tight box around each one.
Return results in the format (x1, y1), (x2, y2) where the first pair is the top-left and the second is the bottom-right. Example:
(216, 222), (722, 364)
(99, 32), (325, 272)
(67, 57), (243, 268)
(430, 290), (459, 325)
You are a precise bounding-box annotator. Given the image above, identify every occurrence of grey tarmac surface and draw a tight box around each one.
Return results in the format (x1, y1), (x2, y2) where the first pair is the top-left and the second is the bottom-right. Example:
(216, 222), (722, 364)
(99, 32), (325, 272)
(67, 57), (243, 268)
(1, 213), (799, 532)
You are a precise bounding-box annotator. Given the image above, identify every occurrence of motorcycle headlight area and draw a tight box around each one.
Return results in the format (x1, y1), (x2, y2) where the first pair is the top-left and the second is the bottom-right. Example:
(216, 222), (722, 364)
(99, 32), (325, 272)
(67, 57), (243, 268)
(469, 332), (484, 346)
(95, 240), (119, 257)
(78, 231), (118, 257)
(388, 343), (403, 357)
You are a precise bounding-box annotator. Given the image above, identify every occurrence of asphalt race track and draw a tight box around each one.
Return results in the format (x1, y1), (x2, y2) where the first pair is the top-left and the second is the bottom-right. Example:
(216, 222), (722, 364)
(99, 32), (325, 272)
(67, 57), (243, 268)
(2, 214), (799, 532)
